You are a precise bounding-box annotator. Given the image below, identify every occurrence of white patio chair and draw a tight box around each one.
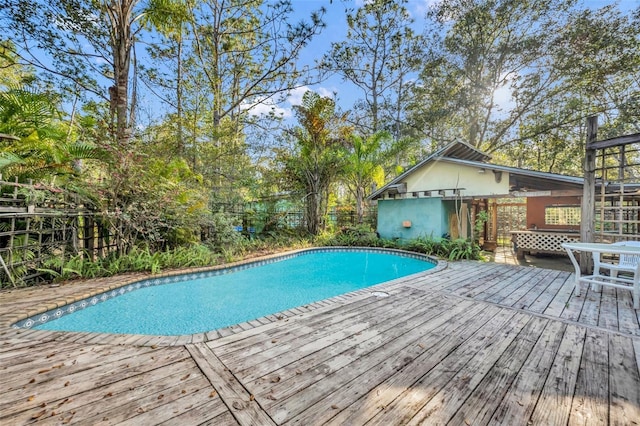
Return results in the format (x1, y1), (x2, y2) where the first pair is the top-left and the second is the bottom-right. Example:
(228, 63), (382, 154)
(592, 240), (640, 308)
(609, 241), (640, 277)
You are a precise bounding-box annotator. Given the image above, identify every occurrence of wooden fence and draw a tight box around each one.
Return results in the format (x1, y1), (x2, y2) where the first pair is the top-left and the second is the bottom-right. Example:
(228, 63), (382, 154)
(0, 178), (118, 286)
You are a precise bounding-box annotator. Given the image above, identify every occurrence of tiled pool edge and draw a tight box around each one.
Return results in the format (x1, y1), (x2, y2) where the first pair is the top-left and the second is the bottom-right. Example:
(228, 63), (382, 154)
(3, 247), (447, 347)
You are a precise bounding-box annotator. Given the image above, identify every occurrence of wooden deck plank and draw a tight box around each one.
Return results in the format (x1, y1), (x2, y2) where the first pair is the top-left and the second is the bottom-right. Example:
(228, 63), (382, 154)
(155, 398), (232, 425)
(485, 268), (557, 306)
(0, 343), (159, 393)
(467, 267), (540, 300)
(0, 339), (78, 364)
(58, 375), (211, 425)
(510, 269), (561, 310)
(568, 329), (609, 425)
(529, 324), (587, 425)
(439, 266), (518, 296)
(187, 343), (276, 426)
(597, 285), (619, 331)
(0, 346), (190, 418)
(2, 261), (640, 425)
(608, 333), (640, 425)
(219, 288), (426, 357)
(404, 314), (538, 425)
(201, 411), (240, 426)
(226, 291), (439, 379)
(634, 339), (640, 380)
(560, 285), (588, 322)
(205, 293), (385, 351)
(0, 341), (152, 377)
(4, 358), (199, 425)
(326, 305), (496, 426)
(114, 377), (221, 426)
(411, 262), (508, 293)
(239, 291), (457, 386)
(449, 266), (526, 298)
(489, 320), (567, 425)
(274, 305), (505, 425)
(445, 317), (550, 426)
(357, 310), (528, 426)
(218, 290), (429, 373)
(259, 300), (487, 408)
(578, 286), (603, 327)
(543, 273), (579, 318)
(617, 287), (640, 336)
(526, 271), (573, 313)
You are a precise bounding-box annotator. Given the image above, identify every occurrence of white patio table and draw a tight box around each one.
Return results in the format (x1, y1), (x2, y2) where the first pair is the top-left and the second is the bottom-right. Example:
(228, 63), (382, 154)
(562, 242), (640, 309)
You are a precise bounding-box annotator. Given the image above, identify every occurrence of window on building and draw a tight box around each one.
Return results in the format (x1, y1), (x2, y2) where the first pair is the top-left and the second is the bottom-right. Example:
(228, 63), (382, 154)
(544, 205), (581, 225)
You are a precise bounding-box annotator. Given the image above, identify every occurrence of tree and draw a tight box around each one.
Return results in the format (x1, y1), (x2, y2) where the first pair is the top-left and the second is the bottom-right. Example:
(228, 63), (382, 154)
(495, 4), (640, 173)
(342, 131), (390, 223)
(281, 91), (350, 235)
(142, 0), (324, 199)
(0, 0), (152, 150)
(408, 0), (640, 176)
(0, 85), (105, 181)
(140, 0), (191, 153)
(322, 0), (424, 137)
(409, 0), (576, 152)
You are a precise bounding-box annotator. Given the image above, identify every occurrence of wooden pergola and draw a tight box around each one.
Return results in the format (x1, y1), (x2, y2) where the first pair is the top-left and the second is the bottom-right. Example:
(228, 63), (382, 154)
(581, 115), (640, 270)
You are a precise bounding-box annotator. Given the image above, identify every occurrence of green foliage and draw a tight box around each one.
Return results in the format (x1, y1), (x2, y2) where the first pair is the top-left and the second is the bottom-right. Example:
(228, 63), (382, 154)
(34, 232), (315, 284)
(319, 229), (482, 261)
(281, 91), (352, 235)
(408, 0), (640, 176)
(0, 84), (107, 182)
(322, 0), (425, 135)
(39, 244), (220, 282)
(207, 211), (244, 250)
(474, 210), (489, 240)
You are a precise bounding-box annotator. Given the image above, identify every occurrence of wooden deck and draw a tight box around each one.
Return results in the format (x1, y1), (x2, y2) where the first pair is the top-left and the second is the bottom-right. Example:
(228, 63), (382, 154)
(1, 261), (639, 425)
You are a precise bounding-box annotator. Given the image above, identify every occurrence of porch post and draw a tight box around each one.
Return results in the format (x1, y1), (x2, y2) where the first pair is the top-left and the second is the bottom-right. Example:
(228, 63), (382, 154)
(580, 116), (597, 273)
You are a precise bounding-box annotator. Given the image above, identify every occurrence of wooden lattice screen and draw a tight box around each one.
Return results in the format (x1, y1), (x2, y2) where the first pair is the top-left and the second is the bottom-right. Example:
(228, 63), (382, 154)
(495, 200), (527, 246)
(593, 137), (640, 242)
(0, 178), (118, 286)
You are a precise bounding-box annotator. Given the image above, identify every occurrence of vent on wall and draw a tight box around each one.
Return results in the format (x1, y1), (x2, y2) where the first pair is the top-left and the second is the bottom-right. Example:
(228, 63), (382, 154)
(387, 183), (407, 195)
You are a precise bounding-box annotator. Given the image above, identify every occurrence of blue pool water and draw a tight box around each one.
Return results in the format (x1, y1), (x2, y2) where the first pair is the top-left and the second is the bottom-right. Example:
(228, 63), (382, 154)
(33, 250), (435, 336)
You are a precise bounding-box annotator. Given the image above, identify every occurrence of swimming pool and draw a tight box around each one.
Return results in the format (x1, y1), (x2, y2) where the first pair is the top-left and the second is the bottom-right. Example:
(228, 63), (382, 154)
(16, 248), (437, 336)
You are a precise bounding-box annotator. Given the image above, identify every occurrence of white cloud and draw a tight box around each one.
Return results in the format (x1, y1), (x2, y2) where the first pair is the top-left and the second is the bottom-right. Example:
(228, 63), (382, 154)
(317, 87), (337, 99)
(241, 98), (292, 118)
(287, 86), (311, 106)
(422, 0), (443, 8)
(287, 86), (337, 105)
(242, 86), (337, 119)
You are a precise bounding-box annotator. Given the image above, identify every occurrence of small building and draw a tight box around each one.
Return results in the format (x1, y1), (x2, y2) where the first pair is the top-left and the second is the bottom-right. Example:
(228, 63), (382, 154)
(369, 141), (584, 255)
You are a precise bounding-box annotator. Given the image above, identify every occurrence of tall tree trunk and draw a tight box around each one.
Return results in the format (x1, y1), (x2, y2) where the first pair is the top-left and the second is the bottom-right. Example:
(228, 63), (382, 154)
(356, 185), (365, 224)
(106, 0), (136, 149)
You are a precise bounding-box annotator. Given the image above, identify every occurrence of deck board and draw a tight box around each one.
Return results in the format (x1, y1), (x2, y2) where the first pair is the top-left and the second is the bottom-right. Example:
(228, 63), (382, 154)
(446, 316), (550, 426)
(608, 334), (640, 424)
(489, 320), (567, 425)
(529, 324), (587, 425)
(1, 259), (639, 425)
(568, 329), (609, 425)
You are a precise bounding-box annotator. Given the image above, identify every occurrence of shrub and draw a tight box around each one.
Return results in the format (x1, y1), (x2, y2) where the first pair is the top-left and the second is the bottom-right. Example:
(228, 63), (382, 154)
(318, 232), (482, 261)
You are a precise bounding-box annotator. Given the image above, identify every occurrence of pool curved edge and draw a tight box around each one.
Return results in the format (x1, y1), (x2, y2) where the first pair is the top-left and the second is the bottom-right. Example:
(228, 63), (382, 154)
(3, 247), (447, 347)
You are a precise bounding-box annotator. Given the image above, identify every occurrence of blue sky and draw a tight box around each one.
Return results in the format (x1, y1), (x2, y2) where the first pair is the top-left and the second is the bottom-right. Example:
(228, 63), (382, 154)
(253, 0), (639, 120)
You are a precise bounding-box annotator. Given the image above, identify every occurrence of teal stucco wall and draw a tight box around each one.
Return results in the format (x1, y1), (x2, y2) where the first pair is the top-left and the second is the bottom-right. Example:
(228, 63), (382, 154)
(377, 198), (448, 240)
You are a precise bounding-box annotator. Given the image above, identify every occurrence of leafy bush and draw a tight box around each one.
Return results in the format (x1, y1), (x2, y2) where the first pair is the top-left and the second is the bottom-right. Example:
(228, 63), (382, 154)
(206, 211), (245, 250)
(318, 231), (482, 261)
(40, 244), (220, 281)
